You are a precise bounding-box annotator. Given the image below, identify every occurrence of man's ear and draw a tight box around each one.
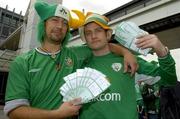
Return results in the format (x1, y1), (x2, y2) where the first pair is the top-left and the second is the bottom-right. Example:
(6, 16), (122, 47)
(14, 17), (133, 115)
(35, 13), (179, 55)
(106, 29), (113, 41)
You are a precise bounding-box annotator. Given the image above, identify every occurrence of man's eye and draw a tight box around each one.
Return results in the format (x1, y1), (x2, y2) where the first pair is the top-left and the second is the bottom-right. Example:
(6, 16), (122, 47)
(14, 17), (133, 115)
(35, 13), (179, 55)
(96, 28), (103, 32)
(63, 20), (68, 25)
(85, 32), (91, 36)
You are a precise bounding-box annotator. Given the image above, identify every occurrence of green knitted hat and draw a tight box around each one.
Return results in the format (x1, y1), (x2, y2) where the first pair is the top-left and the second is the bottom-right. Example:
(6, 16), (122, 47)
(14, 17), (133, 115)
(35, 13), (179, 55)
(34, 1), (71, 46)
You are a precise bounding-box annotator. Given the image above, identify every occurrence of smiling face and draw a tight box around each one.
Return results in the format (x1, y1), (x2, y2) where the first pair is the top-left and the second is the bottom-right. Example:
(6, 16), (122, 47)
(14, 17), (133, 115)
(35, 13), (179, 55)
(84, 22), (112, 52)
(44, 16), (68, 45)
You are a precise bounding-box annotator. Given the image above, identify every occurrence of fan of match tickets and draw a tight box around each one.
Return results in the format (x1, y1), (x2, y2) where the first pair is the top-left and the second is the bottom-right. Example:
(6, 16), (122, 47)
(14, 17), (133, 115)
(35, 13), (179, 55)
(60, 67), (110, 104)
(115, 21), (152, 56)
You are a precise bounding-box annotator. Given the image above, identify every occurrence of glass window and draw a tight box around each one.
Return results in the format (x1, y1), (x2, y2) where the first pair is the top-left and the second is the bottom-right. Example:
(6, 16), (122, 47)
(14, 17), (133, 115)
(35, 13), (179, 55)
(2, 26), (9, 36)
(146, 0), (160, 6)
(10, 19), (17, 26)
(2, 16), (10, 25)
(110, 11), (126, 21)
(0, 72), (8, 105)
(10, 28), (15, 34)
(126, 4), (145, 14)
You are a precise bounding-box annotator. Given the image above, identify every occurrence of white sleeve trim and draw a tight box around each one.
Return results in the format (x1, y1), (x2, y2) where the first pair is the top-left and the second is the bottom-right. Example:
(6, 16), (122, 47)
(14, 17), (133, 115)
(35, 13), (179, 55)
(4, 99), (30, 116)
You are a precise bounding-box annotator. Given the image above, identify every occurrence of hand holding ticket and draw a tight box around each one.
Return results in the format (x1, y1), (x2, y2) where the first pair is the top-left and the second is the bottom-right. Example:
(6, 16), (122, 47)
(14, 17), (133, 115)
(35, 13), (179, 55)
(115, 21), (152, 56)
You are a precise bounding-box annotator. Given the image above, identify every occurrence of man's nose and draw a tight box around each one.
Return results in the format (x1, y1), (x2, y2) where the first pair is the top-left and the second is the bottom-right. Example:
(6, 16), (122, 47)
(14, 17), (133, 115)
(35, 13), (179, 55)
(56, 22), (63, 29)
(91, 31), (97, 38)
(56, 20), (66, 29)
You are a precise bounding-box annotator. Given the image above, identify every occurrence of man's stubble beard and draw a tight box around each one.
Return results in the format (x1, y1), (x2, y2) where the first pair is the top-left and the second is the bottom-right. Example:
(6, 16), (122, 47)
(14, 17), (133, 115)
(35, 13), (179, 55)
(46, 33), (65, 45)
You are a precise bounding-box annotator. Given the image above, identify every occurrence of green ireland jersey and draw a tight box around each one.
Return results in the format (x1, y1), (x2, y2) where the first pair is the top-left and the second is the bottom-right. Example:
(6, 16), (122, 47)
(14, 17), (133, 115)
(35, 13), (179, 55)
(80, 52), (176, 119)
(5, 46), (91, 110)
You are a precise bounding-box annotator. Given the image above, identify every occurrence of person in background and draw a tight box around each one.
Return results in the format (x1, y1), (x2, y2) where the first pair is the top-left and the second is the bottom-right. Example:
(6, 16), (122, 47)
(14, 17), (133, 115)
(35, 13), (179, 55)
(135, 82), (147, 119)
(141, 83), (160, 119)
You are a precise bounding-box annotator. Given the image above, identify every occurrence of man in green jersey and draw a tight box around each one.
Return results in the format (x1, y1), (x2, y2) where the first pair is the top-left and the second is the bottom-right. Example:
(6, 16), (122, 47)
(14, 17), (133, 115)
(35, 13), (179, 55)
(78, 12), (177, 119)
(141, 83), (160, 119)
(4, 1), (138, 119)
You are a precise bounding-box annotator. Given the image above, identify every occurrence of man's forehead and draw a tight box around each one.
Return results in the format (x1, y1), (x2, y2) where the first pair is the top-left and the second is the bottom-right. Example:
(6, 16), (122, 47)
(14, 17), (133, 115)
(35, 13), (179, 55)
(47, 16), (68, 22)
(85, 22), (102, 30)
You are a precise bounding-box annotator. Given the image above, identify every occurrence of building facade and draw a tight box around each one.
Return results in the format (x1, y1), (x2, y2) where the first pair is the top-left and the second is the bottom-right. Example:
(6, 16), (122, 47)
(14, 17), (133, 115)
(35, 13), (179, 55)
(0, 6), (24, 105)
(0, 6), (23, 46)
(0, 6), (24, 119)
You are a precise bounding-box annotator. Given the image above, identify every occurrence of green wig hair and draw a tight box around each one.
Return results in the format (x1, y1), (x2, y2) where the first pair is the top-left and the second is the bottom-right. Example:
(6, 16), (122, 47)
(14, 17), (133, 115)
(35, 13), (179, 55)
(35, 1), (71, 47)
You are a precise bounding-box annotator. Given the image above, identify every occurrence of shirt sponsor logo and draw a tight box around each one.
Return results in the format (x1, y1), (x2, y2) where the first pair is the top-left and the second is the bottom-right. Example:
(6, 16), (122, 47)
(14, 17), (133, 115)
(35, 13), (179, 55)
(90, 92), (121, 102)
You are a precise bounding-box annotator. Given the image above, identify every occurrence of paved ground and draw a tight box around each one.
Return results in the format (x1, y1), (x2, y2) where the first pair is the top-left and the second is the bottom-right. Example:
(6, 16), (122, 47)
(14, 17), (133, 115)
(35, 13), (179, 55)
(0, 106), (8, 119)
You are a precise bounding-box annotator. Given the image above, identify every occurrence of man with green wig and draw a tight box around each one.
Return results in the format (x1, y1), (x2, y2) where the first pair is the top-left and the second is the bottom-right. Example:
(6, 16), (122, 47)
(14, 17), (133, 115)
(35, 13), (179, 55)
(4, 1), (138, 119)
(78, 12), (177, 119)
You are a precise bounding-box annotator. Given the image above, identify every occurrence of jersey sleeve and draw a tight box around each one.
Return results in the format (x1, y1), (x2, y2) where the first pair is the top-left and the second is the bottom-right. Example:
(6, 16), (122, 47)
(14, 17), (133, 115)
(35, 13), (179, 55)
(5, 55), (30, 101)
(137, 53), (177, 87)
(69, 45), (92, 67)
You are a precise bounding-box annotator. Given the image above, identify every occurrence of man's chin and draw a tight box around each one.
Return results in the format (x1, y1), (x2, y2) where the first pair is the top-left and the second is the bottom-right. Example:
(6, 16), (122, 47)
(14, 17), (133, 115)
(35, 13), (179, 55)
(50, 37), (63, 44)
(91, 46), (101, 51)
